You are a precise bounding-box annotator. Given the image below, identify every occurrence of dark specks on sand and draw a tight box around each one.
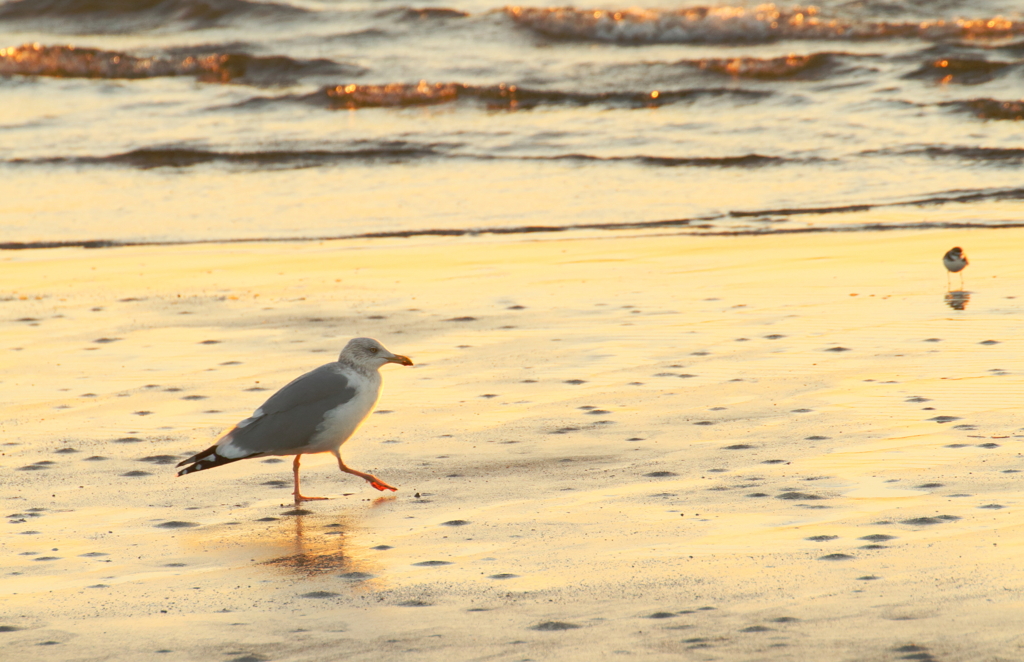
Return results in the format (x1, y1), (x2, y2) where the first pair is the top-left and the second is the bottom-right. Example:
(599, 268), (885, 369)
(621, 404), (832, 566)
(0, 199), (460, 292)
(644, 471), (677, 478)
(301, 591), (340, 599)
(777, 492), (824, 500)
(860, 534), (896, 542)
(563, 379), (586, 385)
(806, 535), (838, 542)
(441, 520), (470, 526)
(531, 621), (581, 631)
(724, 444), (753, 450)
(121, 470), (151, 477)
(489, 573), (519, 579)
(819, 553), (855, 561)
(138, 455), (178, 465)
(929, 415), (960, 423)
(901, 515), (960, 526)
(339, 571), (374, 580)
(413, 560), (453, 566)
(155, 521), (200, 529)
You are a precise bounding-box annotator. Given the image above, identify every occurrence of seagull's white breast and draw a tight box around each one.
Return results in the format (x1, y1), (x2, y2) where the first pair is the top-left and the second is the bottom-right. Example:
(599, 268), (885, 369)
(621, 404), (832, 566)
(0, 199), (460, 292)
(303, 367), (382, 454)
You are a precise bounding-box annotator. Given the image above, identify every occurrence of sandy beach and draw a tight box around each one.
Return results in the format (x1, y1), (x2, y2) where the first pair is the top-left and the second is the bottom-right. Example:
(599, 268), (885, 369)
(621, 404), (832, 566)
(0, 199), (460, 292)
(3, 227), (1024, 661)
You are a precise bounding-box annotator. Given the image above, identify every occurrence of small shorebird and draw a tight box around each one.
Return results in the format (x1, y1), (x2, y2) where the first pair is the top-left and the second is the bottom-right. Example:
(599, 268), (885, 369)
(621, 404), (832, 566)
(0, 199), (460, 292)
(177, 337), (412, 505)
(943, 246), (968, 289)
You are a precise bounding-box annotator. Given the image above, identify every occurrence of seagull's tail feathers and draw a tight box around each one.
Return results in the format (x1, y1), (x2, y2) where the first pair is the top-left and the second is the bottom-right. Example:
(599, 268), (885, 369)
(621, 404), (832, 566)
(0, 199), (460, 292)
(176, 442), (249, 477)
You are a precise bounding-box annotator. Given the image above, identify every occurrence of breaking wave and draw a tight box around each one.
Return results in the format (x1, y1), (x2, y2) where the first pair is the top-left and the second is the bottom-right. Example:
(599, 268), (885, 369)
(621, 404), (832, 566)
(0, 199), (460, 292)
(295, 81), (768, 110)
(504, 5), (1024, 44)
(0, 44), (361, 84)
(0, 0), (307, 31)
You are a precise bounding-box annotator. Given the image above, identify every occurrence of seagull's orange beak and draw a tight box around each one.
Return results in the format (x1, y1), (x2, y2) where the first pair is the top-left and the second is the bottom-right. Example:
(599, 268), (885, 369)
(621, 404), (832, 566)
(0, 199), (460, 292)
(388, 354), (413, 366)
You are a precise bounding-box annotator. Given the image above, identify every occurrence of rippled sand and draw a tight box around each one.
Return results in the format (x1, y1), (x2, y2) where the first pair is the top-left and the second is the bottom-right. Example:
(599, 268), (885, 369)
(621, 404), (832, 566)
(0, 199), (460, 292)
(3, 228), (1023, 660)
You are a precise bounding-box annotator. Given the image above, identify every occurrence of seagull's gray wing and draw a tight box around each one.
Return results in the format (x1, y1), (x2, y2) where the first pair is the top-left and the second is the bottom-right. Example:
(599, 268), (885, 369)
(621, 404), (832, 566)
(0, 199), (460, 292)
(224, 364), (357, 456)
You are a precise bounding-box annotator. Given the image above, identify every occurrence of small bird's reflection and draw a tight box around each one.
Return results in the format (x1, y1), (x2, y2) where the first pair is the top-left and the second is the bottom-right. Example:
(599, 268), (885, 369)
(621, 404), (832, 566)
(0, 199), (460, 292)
(944, 290), (970, 310)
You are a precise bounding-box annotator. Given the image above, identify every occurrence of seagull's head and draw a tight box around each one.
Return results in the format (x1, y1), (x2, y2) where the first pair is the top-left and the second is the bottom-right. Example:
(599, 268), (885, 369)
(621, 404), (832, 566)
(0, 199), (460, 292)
(340, 337), (413, 369)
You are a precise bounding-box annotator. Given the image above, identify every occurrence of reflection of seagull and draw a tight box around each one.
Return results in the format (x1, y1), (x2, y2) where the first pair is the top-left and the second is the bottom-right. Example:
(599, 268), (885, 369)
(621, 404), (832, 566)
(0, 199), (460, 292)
(943, 246), (968, 289)
(177, 338), (412, 505)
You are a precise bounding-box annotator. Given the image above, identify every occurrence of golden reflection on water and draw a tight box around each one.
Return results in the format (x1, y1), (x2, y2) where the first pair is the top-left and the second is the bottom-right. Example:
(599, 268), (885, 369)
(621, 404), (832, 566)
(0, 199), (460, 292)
(193, 509), (383, 579)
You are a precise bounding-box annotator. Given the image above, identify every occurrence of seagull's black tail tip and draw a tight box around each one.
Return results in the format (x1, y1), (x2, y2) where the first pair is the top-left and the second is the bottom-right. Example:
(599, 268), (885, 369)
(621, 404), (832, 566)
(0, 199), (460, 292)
(176, 444), (243, 477)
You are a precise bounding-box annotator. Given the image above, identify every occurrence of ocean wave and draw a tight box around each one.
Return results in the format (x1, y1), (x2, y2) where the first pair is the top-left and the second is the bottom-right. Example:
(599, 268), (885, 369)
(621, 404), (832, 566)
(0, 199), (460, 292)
(380, 6), (469, 21)
(945, 98), (1024, 120)
(904, 55), (1014, 84)
(0, 44), (360, 84)
(8, 216), (1024, 251)
(689, 52), (843, 79)
(729, 186), (1024, 219)
(13, 144), (446, 168)
(904, 146), (1024, 163)
(0, 0), (306, 31)
(504, 5), (1023, 44)
(7, 144), (792, 169)
(299, 81), (768, 110)
(546, 153), (788, 167)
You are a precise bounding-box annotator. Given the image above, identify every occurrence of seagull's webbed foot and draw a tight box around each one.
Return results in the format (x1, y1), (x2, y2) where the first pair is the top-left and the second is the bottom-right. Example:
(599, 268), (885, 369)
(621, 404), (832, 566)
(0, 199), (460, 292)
(367, 477), (398, 492)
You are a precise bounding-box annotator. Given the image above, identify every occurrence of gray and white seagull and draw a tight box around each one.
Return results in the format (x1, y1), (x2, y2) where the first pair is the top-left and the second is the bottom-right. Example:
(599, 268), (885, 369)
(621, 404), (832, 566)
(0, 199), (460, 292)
(177, 337), (413, 505)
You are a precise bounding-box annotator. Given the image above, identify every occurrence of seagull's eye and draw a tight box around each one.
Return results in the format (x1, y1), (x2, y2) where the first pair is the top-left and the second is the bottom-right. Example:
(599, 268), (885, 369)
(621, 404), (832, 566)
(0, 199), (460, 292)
(369, 347), (379, 354)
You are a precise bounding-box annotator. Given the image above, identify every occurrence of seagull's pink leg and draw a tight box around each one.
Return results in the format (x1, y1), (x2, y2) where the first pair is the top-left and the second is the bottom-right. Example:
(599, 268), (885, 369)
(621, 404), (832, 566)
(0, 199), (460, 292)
(292, 454), (328, 505)
(335, 453), (397, 492)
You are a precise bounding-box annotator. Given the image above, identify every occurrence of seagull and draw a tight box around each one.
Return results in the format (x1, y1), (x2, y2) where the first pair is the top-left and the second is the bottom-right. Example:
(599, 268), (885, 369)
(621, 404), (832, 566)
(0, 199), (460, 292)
(177, 337), (412, 505)
(943, 246), (968, 289)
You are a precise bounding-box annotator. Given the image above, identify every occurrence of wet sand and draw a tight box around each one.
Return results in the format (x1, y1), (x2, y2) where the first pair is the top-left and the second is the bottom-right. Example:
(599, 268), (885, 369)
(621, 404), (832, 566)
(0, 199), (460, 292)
(2, 228), (1024, 660)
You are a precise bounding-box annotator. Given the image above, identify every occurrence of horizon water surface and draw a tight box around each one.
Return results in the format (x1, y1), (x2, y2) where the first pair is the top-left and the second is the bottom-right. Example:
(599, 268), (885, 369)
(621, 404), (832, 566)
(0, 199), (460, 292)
(2, 0), (1024, 246)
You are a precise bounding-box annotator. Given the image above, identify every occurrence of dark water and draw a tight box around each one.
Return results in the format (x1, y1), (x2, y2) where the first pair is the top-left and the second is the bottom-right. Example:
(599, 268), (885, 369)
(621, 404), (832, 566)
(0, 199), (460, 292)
(2, 0), (1023, 246)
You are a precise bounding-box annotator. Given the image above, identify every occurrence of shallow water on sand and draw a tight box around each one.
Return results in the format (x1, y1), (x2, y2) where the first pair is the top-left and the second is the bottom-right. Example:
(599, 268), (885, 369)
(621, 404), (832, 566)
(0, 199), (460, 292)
(3, 229), (1024, 658)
